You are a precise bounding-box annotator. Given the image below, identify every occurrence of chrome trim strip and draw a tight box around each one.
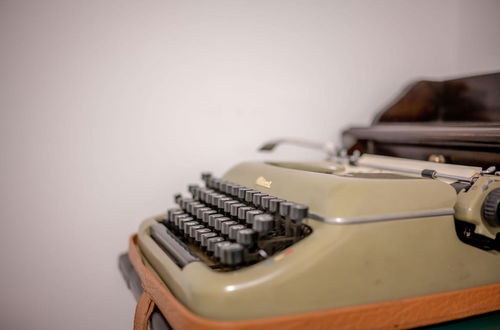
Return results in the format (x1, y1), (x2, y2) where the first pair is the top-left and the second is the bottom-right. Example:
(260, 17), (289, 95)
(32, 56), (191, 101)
(309, 208), (455, 225)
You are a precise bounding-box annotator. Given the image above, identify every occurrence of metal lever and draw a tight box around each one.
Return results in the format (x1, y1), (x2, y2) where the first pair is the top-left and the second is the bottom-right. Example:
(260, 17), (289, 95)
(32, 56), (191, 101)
(258, 138), (336, 159)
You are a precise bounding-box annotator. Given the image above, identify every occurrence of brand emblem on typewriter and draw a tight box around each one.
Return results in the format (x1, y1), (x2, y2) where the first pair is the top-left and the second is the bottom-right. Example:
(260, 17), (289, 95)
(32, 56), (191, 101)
(256, 176), (272, 188)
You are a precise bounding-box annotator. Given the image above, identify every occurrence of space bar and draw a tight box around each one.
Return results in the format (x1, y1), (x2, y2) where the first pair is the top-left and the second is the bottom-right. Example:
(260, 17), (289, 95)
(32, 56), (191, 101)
(150, 222), (200, 267)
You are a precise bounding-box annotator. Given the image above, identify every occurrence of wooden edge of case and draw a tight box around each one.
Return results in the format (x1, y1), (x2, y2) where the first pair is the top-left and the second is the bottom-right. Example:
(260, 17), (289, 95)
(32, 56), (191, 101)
(128, 234), (500, 330)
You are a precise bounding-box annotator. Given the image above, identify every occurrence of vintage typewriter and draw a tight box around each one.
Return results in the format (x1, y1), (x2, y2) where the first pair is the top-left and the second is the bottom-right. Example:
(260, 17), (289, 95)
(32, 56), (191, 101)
(120, 72), (500, 329)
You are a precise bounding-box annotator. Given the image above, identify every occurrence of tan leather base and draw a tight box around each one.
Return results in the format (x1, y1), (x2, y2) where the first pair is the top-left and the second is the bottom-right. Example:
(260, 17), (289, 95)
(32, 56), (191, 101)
(128, 235), (500, 330)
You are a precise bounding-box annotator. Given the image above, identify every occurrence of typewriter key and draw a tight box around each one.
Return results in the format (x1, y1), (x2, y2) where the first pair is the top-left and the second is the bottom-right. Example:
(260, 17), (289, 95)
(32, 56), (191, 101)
(261, 196), (274, 210)
(225, 183), (235, 195)
(191, 204), (205, 217)
(290, 204), (309, 222)
(219, 181), (228, 193)
(229, 224), (246, 240)
(223, 200), (238, 213)
(187, 201), (203, 214)
(252, 193), (266, 207)
(196, 207), (211, 220)
(195, 228), (211, 242)
(210, 193), (222, 207)
(230, 203), (246, 217)
(253, 214), (274, 233)
(245, 190), (259, 203)
(183, 221), (199, 235)
(268, 198), (284, 213)
(207, 237), (224, 253)
(202, 210), (216, 224)
(167, 209), (182, 224)
(221, 221), (238, 235)
(201, 172), (212, 182)
(237, 229), (257, 247)
(237, 206), (253, 221)
(279, 202), (293, 217)
(220, 243), (244, 266)
(188, 184), (199, 195)
(214, 217), (231, 231)
(208, 214), (224, 227)
(189, 225), (204, 238)
(200, 232), (218, 247)
(238, 188), (251, 200)
(173, 213), (188, 226)
(179, 198), (193, 210)
(246, 210), (263, 224)
(177, 217), (194, 233)
(230, 185), (242, 197)
(214, 241), (231, 258)
(217, 197), (231, 210)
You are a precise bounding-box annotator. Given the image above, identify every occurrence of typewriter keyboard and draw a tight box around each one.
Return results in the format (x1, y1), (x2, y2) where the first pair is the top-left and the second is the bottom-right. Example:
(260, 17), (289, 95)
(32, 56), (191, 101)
(150, 172), (312, 270)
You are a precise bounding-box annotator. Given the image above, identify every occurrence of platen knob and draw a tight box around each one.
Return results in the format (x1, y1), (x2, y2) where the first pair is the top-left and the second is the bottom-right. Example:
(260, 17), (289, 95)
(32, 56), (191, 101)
(482, 188), (500, 227)
(253, 214), (274, 233)
(220, 243), (244, 265)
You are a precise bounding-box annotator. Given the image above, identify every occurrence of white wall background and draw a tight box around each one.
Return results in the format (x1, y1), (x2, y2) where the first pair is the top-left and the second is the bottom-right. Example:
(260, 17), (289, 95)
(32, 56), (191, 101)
(1, 1), (499, 329)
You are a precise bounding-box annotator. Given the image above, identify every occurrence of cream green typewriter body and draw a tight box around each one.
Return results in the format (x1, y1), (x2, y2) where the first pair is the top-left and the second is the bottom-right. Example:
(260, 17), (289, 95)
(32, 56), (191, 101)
(137, 155), (500, 321)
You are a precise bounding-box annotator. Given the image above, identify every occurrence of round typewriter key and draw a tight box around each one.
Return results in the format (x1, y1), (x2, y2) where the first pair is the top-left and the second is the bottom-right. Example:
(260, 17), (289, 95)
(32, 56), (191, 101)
(223, 200), (238, 213)
(246, 210), (263, 224)
(195, 228), (211, 242)
(200, 232), (218, 247)
(188, 184), (199, 195)
(279, 202), (293, 217)
(180, 198), (193, 210)
(214, 241), (231, 259)
(237, 228), (257, 247)
(172, 213), (187, 226)
(174, 193), (182, 203)
(230, 203), (246, 217)
(252, 193), (266, 207)
(183, 221), (199, 235)
(213, 179), (222, 190)
(245, 190), (259, 203)
(268, 198), (284, 213)
(217, 197), (231, 210)
(207, 177), (217, 189)
(238, 188), (251, 200)
(225, 183), (235, 195)
(196, 207), (211, 220)
(178, 217), (194, 233)
(187, 201), (203, 214)
(253, 214), (274, 233)
(209, 193), (220, 207)
(290, 204), (309, 221)
(221, 220), (238, 235)
(231, 185), (242, 197)
(207, 191), (220, 205)
(208, 214), (224, 227)
(237, 206), (253, 221)
(219, 181), (228, 193)
(189, 224), (204, 238)
(201, 172), (212, 182)
(191, 187), (201, 200)
(207, 237), (224, 253)
(167, 209), (182, 224)
(229, 224), (246, 240)
(261, 196), (274, 210)
(191, 204), (205, 217)
(220, 243), (244, 265)
(202, 210), (216, 224)
(214, 217), (231, 231)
